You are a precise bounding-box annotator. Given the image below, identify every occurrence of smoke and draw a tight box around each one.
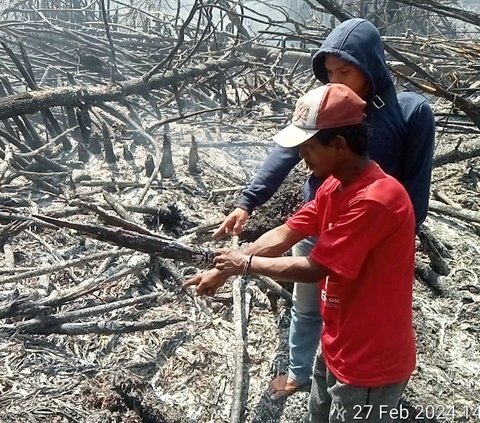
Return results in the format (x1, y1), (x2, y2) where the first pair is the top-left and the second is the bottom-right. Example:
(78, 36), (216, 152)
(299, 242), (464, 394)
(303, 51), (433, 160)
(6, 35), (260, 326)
(243, 0), (311, 34)
(155, 0), (312, 40)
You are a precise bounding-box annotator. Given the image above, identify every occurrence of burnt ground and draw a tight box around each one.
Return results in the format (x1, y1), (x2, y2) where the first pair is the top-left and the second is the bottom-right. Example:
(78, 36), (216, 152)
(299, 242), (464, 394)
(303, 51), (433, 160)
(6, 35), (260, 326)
(1, 0), (480, 420)
(240, 167), (307, 242)
(0, 119), (479, 423)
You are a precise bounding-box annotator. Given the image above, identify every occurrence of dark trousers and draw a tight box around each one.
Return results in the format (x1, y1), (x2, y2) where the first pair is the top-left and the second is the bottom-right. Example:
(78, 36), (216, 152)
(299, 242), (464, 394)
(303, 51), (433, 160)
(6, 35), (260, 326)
(305, 354), (408, 423)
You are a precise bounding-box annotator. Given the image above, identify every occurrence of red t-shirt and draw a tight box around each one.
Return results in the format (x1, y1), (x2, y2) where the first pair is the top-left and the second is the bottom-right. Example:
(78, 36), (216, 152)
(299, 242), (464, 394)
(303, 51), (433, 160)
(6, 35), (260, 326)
(287, 162), (416, 387)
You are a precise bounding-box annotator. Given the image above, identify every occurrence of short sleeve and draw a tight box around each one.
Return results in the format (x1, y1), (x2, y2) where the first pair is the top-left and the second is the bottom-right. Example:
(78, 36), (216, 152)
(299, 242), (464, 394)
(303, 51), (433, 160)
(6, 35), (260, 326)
(310, 200), (395, 279)
(286, 200), (320, 236)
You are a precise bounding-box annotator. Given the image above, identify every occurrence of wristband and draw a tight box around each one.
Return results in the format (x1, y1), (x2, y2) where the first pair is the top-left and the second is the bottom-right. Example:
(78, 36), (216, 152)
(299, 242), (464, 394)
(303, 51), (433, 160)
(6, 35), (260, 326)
(242, 253), (254, 277)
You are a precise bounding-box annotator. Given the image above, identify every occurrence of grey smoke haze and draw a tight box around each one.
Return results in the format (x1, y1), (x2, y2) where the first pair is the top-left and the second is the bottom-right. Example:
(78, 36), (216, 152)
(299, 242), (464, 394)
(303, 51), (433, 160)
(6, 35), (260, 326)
(157, 0), (311, 36)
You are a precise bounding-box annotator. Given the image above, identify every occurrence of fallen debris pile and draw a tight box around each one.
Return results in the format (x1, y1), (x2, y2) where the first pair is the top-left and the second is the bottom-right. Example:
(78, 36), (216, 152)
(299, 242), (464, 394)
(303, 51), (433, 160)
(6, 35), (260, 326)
(0, 0), (479, 422)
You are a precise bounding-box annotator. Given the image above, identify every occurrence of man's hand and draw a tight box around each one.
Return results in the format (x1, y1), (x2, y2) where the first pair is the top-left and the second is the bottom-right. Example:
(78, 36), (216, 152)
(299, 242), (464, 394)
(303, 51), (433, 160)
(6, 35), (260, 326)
(213, 248), (248, 276)
(182, 268), (228, 296)
(212, 208), (249, 239)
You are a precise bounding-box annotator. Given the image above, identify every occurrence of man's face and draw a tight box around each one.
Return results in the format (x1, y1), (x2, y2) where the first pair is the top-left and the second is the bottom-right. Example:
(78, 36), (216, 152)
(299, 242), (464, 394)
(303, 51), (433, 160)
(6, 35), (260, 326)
(324, 54), (371, 99)
(299, 135), (339, 179)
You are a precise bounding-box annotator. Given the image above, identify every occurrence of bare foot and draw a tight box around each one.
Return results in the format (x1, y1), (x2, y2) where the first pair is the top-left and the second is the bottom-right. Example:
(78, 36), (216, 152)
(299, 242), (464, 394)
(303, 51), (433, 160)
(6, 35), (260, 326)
(267, 374), (302, 401)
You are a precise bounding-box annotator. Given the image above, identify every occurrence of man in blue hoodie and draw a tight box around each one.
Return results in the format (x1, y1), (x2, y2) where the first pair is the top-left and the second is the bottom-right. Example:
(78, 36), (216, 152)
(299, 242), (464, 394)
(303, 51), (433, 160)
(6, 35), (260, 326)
(213, 18), (435, 400)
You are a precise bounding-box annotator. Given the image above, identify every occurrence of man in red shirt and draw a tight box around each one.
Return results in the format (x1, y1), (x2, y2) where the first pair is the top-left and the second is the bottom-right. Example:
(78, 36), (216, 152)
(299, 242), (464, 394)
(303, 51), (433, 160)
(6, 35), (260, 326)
(184, 83), (416, 422)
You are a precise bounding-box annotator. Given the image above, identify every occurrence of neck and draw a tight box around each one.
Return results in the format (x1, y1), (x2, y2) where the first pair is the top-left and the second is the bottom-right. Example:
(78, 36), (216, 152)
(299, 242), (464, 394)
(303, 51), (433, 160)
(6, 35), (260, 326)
(335, 156), (371, 189)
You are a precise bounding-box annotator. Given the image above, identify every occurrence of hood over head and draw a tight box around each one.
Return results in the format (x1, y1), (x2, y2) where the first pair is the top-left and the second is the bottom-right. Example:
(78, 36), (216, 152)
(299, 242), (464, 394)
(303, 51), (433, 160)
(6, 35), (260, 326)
(312, 18), (393, 99)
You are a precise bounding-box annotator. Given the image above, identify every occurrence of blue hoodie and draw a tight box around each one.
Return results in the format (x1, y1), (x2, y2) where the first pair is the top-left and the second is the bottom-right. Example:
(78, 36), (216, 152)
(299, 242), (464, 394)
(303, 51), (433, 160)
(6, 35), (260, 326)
(237, 18), (435, 232)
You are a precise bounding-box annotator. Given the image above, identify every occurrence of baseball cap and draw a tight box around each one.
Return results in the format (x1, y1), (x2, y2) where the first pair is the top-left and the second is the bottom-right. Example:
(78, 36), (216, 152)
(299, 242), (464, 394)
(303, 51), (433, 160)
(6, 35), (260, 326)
(273, 83), (367, 148)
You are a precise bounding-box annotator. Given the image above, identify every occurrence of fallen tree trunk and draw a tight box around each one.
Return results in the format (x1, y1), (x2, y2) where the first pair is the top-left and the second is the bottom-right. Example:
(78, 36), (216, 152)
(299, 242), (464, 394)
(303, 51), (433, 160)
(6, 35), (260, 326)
(0, 259), (147, 319)
(33, 214), (214, 267)
(2, 291), (172, 333)
(433, 140), (480, 167)
(429, 200), (480, 225)
(0, 57), (248, 120)
(18, 318), (185, 335)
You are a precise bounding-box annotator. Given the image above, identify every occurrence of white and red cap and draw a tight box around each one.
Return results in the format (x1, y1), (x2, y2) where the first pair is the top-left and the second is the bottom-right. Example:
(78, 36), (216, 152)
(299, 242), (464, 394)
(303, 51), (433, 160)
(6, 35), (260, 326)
(273, 83), (367, 148)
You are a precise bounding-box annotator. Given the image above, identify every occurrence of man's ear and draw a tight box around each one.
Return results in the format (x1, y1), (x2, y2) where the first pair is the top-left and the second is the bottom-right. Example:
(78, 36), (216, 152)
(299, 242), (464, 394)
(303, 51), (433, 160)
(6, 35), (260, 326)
(331, 135), (347, 151)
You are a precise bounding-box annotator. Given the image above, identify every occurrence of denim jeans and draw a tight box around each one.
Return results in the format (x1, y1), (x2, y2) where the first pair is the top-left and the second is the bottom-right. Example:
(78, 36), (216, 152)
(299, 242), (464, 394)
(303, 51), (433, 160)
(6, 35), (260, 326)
(305, 354), (409, 423)
(287, 236), (322, 386)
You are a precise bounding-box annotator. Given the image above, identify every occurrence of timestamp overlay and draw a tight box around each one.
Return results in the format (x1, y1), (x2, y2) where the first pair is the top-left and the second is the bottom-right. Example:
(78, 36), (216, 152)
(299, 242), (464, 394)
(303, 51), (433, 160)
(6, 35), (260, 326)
(352, 404), (480, 421)
(414, 404), (480, 421)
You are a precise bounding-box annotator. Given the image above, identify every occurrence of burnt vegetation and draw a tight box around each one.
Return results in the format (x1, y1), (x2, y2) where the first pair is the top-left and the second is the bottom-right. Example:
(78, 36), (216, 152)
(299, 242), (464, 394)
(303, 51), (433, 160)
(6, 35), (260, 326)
(0, 0), (479, 422)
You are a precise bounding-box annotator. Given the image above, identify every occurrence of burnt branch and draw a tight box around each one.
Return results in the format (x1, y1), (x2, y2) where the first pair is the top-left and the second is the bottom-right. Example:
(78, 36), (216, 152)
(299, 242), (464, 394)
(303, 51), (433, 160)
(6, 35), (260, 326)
(0, 57), (248, 120)
(33, 214), (214, 267)
(14, 317), (185, 335)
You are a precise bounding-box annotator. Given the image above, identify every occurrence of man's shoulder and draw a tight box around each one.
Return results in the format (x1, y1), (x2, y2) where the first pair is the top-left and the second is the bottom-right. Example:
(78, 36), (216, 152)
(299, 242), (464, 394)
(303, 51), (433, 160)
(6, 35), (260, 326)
(368, 173), (408, 195)
(361, 174), (412, 216)
(319, 176), (341, 193)
(352, 165), (410, 207)
(397, 91), (433, 116)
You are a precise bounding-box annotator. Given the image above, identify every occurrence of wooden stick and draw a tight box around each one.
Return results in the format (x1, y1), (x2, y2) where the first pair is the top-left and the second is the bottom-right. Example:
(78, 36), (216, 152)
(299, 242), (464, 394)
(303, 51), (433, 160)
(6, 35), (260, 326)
(418, 224), (451, 276)
(4, 291), (174, 333)
(230, 236), (249, 423)
(415, 261), (444, 296)
(432, 189), (461, 208)
(0, 259), (147, 319)
(256, 275), (292, 304)
(10, 317), (185, 335)
(0, 249), (130, 285)
(429, 200), (480, 225)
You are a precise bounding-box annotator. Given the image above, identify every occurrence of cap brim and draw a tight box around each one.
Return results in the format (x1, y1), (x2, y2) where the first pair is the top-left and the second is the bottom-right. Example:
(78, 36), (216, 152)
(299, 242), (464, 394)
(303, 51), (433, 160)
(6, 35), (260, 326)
(273, 124), (320, 148)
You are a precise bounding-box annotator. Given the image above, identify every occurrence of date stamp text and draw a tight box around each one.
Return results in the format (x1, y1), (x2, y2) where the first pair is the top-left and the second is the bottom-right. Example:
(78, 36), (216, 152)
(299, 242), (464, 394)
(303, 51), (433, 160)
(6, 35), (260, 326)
(352, 404), (480, 420)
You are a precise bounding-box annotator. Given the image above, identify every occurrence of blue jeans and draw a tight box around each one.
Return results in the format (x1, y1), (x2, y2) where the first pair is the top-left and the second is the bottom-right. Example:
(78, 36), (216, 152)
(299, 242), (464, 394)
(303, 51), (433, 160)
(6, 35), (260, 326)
(287, 236), (322, 386)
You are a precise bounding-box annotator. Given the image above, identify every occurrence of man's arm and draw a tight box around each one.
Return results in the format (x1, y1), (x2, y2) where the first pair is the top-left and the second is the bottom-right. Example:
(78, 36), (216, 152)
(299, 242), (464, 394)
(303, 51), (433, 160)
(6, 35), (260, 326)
(400, 98), (435, 232)
(237, 144), (302, 213)
(213, 144), (301, 239)
(215, 252), (328, 283)
(183, 224), (308, 295)
(243, 224), (306, 257)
